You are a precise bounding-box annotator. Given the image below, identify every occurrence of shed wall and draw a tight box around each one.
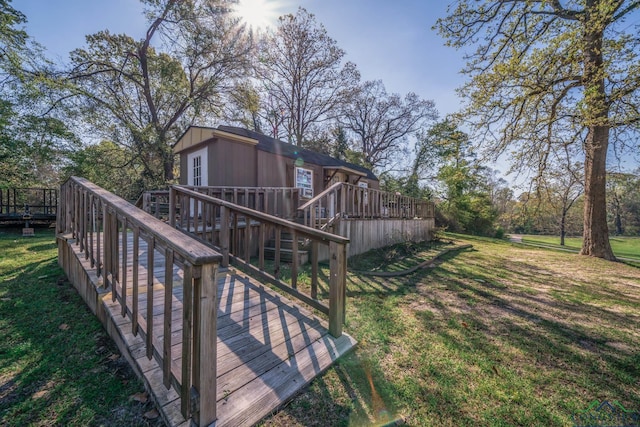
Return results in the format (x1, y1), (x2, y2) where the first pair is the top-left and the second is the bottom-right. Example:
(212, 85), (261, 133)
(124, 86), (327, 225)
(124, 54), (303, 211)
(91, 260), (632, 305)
(209, 139), (257, 186)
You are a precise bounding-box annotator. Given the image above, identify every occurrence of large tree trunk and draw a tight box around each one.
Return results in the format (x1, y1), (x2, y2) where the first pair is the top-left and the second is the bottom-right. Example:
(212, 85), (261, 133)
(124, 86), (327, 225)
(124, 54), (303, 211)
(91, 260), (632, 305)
(164, 155), (174, 182)
(581, 125), (614, 259)
(579, 15), (615, 261)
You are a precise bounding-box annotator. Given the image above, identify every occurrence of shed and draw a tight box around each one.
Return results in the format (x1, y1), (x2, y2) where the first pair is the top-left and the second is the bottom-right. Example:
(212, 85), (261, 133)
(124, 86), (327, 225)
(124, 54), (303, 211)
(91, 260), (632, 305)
(173, 125), (378, 200)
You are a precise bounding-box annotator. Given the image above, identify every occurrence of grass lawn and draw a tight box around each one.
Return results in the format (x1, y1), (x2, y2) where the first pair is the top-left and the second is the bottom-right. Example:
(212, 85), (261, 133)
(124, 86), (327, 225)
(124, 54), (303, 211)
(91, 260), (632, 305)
(517, 234), (640, 262)
(4, 227), (639, 426)
(0, 228), (164, 426)
(262, 235), (640, 426)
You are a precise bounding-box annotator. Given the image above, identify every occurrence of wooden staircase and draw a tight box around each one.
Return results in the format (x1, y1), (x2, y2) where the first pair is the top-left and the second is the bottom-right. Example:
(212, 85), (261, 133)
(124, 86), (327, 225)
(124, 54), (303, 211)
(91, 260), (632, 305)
(264, 229), (310, 265)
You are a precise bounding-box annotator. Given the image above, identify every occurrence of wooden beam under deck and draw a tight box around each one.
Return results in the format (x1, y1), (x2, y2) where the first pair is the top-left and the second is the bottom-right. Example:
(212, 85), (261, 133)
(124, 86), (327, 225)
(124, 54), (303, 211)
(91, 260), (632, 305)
(60, 233), (356, 427)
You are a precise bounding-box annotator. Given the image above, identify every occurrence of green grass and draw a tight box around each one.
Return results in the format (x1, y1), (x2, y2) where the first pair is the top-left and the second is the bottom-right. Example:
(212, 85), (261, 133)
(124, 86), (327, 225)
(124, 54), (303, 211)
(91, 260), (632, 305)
(6, 228), (639, 426)
(0, 228), (163, 426)
(261, 235), (640, 426)
(517, 234), (640, 261)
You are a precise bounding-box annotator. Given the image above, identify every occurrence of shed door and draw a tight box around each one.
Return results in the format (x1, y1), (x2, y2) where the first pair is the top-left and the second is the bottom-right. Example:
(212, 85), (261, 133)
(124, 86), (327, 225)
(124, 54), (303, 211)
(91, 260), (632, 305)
(187, 147), (208, 217)
(187, 147), (208, 187)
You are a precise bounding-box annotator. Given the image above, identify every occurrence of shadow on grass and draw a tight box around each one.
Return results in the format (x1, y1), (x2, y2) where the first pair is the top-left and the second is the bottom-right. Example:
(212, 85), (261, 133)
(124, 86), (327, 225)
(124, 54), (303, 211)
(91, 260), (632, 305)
(281, 241), (640, 426)
(0, 232), (161, 426)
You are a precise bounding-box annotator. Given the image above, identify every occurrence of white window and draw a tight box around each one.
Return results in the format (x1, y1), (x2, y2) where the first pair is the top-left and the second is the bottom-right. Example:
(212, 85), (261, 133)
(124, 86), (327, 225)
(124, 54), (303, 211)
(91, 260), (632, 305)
(295, 167), (313, 198)
(193, 155), (202, 186)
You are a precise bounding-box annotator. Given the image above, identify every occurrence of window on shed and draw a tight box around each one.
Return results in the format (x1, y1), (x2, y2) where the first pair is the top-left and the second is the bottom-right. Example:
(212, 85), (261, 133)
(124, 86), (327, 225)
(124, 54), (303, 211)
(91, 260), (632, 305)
(295, 167), (313, 198)
(193, 155), (202, 186)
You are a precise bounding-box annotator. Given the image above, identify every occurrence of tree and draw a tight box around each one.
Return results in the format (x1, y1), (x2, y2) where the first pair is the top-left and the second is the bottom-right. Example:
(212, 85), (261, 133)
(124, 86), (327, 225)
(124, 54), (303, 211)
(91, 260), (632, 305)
(429, 121), (498, 235)
(63, 140), (143, 200)
(68, 0), (251, 188)
(538, 160), (584, 245)
(608, 171), (640, 235)
(0, 0), (78, 187)
(340, 80), (437, 170)
(255, 8), (359, 146)
(437, 1), (640, 260)
(224, 80), (263, 132)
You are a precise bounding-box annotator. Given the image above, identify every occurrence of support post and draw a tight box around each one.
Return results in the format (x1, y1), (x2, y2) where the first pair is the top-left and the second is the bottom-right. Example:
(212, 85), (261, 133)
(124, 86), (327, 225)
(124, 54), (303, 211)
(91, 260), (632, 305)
(169, 187), (176, 228)
(328, 241), (346, 337)
(219, 206), (230, 268)
(192, 263), (218, 426)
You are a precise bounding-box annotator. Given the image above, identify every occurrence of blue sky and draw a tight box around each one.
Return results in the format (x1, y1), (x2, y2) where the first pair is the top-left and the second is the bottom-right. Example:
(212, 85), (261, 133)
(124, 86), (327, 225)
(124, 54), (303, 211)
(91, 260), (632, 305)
(17, 0), (638, 179)
(18, 0), (467, 117)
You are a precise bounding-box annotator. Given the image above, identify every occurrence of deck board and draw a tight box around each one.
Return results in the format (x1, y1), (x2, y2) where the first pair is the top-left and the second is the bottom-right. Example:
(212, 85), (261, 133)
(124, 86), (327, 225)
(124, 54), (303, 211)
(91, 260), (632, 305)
(63, 232), (356, 427)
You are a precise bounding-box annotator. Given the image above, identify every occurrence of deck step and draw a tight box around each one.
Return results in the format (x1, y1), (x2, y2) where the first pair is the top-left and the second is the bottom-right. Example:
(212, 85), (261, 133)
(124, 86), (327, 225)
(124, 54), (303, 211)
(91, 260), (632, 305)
(276, 238), (310, 251)
(264, 247), (309, 265)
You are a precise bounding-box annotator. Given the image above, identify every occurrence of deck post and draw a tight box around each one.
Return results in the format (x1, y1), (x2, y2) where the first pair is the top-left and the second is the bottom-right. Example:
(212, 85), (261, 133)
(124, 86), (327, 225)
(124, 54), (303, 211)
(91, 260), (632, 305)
(219, 206), (230, 267)
(328, 241), (346, 337)
(192, 263), (218, 426)
(169, 187), (176, 228)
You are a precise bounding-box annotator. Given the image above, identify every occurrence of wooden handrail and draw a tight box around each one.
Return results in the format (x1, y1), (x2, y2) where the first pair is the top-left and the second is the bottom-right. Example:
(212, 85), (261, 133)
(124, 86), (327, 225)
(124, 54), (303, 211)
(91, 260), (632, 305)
(139, 186), (301, 220)
(66, 178), (219, 266)
(297, 182), (435, 229)
(0, 188), (58, 216)
(57, 177), (221, 426)
(298, 181), (343, 211)
(175, 186), (349, 245)
(170, 185), (349, 337)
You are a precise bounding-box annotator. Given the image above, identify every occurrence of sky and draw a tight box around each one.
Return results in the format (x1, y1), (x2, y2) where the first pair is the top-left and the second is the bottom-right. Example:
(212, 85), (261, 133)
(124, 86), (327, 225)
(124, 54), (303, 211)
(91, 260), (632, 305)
(18, 0), (467, 117)
(15, 0), (640, 181)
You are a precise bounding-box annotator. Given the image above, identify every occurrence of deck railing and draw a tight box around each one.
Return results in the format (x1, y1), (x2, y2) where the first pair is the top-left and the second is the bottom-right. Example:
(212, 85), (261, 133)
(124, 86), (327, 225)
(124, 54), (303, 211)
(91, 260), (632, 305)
(170, 185), (349, 337)
(0, 188), (58, 220)
(57, 177), (221, 425)
(298, 182), (436, 228)
(139, 186), (300, 220)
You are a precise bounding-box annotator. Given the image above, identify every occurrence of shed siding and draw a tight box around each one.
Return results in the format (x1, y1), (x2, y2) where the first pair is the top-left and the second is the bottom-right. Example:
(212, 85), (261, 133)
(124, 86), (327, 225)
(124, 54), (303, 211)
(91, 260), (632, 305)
(179, 153), (187, 185)
(256, 150), (287, 187)
(208, 139), (257, 187)
(257, 151), (324, 198)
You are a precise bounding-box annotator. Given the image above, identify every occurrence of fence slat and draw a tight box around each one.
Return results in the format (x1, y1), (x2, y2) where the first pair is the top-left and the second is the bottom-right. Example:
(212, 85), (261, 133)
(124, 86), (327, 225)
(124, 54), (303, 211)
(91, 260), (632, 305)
(163, 248), (174, 389)
(192, 264), (218, 426)
(121, 217), (127, 317)
(180, 263), (193, 419)
(132, 226), (139, 336)
(146, 236), (154, 360)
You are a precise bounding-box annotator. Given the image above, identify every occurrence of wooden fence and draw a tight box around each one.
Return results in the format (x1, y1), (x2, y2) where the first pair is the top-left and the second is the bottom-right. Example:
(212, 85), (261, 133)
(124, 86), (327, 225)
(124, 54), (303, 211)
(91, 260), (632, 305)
(298, 182), (436, 229)
(57, 177), (221, 425)
(0, 188), (58, 221)
(170, 186), (349, 337)
(139, 187), (300, 221)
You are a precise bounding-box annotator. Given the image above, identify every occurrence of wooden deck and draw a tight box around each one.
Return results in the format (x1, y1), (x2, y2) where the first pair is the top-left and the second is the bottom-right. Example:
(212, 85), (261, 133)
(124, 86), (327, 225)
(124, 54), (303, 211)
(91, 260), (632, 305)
(63, 232), (356, 426)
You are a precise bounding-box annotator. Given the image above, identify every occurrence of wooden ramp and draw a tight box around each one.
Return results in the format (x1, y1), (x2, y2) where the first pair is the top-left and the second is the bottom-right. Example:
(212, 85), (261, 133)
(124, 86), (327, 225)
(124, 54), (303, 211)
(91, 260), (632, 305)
(62, 234), (356, 427)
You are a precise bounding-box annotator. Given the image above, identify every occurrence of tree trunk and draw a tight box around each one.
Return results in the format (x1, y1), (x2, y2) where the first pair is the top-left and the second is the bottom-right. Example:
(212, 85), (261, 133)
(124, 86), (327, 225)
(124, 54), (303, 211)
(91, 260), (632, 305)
(580, 125), (614, 260)
(612, 192), (623, 235)
(615, 211), (623, 235)
(579, 16), (615, 260)
(164, 155), (174, 182)
(560, 210), (566, 246)
(159, 131), (174, 182)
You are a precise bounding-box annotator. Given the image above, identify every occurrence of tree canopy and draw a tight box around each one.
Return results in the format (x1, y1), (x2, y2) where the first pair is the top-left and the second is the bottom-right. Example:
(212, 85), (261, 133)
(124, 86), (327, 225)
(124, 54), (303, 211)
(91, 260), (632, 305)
(437, 0), (640, 259)
(255, 8), (359, 146)
(67, 0), (251, 188)
(0, 0), (78, 188)
(340, 80), (437, 171)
